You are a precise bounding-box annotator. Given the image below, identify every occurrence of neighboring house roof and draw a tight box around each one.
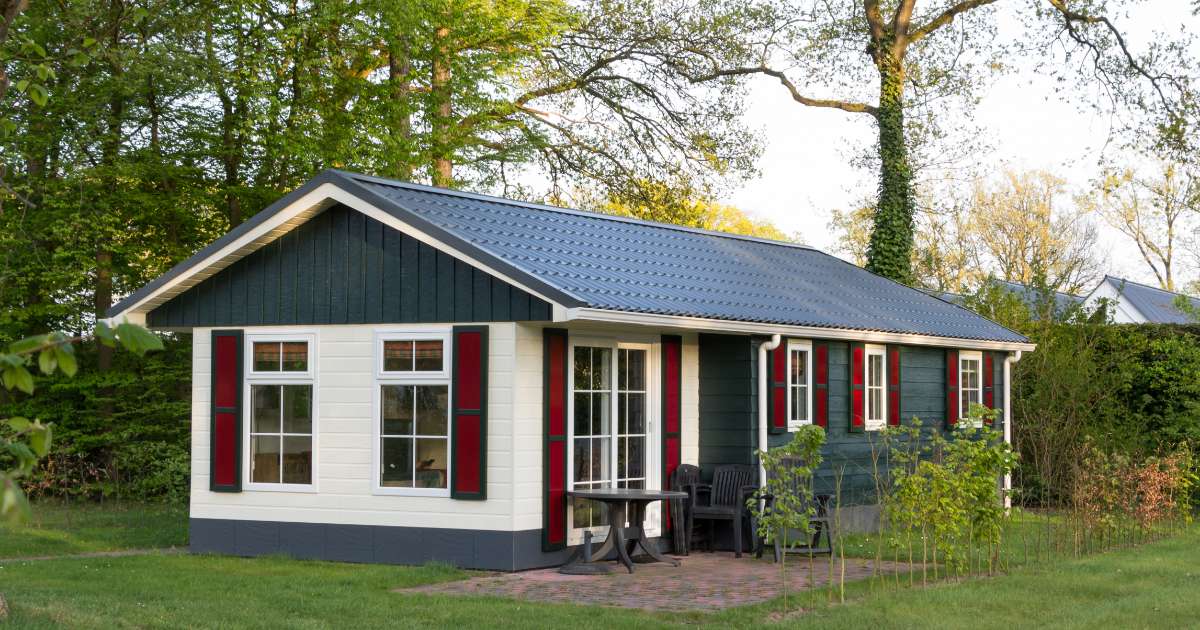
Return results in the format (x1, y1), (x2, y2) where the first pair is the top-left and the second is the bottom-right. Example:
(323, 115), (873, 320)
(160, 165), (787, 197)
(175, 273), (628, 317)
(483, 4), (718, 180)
(109, 170), (1030, 345)
(1089, 275), (1200, 324)
(991, 280), (1084, 314)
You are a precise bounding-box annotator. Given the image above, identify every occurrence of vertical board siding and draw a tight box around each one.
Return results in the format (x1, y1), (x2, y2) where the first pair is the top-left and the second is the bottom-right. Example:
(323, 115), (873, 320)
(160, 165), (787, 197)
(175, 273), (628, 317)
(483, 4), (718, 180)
(697, 334), (756, 474)
(148, 204), (553, 327)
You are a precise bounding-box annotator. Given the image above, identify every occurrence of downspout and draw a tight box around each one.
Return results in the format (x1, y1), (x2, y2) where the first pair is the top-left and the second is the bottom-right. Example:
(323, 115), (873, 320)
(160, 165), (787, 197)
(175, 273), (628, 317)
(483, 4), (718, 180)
(757, 334), (782, 491)
(1003, 350), (1023, 511)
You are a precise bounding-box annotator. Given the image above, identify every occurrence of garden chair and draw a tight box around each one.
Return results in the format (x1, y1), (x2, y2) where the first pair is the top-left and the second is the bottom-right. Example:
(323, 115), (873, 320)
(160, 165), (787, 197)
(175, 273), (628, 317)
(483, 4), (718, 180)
(669, 464), (701, 555)
(753, 455), (834, 561)
(688, 464), (758, 557)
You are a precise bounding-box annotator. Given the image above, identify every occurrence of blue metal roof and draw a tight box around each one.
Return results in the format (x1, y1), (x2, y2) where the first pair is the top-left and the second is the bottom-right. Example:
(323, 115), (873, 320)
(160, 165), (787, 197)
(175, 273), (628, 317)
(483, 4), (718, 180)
(340, 172), (1027, 343)
(1103, 276), (1200, 324)
(109, 170), (1029, 343)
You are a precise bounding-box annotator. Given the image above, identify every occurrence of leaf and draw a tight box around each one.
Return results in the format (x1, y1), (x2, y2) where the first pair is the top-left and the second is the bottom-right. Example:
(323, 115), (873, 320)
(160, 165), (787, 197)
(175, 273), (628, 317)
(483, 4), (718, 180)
(2, 365), (34, 394)
(83, 36), (97, 48)
(95, 321), (116, 347)
(29, 424), (51, 457)
(1, 477), (33, 524)
(115, 323), (163, 354)
(55, 345), (78, 377)
(14, 79), (28, 93)
(29, 84), (49, 107)
(6, 417), (30, 432)
(38, 348), (57, 374)
(8, 334), (45, 355)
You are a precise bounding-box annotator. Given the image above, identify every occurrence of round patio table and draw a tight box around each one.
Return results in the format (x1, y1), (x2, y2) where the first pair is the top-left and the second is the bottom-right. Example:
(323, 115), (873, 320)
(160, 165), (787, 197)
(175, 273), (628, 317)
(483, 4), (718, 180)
(564, 488), (688, 574)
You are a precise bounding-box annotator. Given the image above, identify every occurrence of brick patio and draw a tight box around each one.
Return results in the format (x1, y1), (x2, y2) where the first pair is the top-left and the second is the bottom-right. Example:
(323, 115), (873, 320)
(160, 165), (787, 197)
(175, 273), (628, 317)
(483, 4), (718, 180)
(399, 552), (908, 612)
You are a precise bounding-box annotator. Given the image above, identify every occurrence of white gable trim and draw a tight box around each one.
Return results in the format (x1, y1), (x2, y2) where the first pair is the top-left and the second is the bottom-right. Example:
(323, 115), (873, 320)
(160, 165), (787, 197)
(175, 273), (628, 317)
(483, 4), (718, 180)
(110, 183), (571, 326)
(563, 307), (1036, 352)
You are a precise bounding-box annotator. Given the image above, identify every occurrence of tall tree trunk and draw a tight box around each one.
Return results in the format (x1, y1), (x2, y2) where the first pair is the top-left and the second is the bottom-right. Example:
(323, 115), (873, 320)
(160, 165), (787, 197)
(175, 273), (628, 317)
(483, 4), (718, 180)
(430, 24), (452, 187)
(388, 46), (413, 180)
(95, 250), (114, 369)
(866, 52), (915, 285)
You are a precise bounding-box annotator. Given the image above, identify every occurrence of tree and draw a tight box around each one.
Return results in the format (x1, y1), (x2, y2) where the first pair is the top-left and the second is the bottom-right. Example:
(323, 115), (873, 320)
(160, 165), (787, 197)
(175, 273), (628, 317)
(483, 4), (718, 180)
(969, 171), (1100, 296)
(595, 179), (797, 241)
(1088, 162), (1199, 291)
(683, 0), (1192, 284)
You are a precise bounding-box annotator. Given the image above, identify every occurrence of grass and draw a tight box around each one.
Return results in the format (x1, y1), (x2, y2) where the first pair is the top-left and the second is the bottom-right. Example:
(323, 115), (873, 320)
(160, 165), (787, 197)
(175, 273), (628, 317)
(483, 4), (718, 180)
(0, 500), (187, 559)
(3, 502), (1199, 628)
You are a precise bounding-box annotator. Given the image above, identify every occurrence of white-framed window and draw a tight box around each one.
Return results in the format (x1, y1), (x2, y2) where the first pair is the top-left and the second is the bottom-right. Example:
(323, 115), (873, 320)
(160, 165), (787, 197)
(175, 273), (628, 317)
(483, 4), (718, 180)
(373, 329), (452, 496)
(567, 336), (659, 544)
(787, 340), (812, 430)
(959, 350), (983, 427)
(864, 344), (887, 431)
(244, 332), (317, 491)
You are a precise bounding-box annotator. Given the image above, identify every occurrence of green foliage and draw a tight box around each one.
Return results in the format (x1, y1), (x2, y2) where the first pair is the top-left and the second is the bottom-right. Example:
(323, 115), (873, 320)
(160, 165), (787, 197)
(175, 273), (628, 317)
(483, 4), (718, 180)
(865, 57), (915, 285)
(884, 409), (1016, 575)
(0, 324), (163, 523)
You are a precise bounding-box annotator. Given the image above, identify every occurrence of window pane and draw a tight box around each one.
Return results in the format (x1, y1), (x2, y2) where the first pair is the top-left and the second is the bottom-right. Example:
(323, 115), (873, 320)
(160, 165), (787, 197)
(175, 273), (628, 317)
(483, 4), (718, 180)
(627, 436), (644, 480)
(251, 385), (281, 433)
(415, 385), (448, 436)
(382, 385), (414, 435)
(574, 438), (592, 482)
(625, 349), (645, 391)
(625, 393), (645, 434)
(253, 342), (280, 371)
(380, 437), (414, 487)
(383, 340), (414, 371)
(281, 342), (307, 371)
(282, 436), (312, 484)
(414, 340), (443, 372)
(592, 348), (611, 390)
(591, 392), (610, 436)
(617, 392), (628, 435)
(415, 438), (448, 488)
(791, 350), (807, 386)
(574, 393), (591, 436)
(593, 436), (610, 484)
(251, 435), (281, 483)
(282, 385), (312, 433)
(870, 388), (882, 421)
(868, 354), (883, 387)
(574, 347), (590, 388)
(797, 385), (808, 421)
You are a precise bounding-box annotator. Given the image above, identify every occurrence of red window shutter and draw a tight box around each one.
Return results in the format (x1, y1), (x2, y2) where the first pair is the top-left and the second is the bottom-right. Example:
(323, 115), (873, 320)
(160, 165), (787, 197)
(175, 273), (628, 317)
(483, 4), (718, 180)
(451, 326), (488, 500)
(849, 342), (865, 433)
(661, 334), (683, 533)
(887, 345), (902, 426)
(542, 328), (569, 551)
(768, 343), (787, 434)
(814, 342), (829, 428)
(210, 330), (243, 492)
(945, 349), (960, 428)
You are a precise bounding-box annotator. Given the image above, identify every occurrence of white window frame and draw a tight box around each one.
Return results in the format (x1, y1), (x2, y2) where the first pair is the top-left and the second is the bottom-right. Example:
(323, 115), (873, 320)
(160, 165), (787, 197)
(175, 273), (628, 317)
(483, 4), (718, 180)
(243, 331), (318, 493)
(959, 350), (983, 428)
(786, 339), (813, 430)
(566, 333), (661, 545)
(864, 344), (887, 432)
(372, 328), (453, 497)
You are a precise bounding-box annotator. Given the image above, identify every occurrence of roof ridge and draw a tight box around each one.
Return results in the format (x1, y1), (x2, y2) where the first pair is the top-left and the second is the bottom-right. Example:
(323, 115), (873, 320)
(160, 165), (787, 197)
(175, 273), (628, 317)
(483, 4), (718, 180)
(1106, 274), (1197, 299)
(993, 278), (1081, 300)
(333, 169), (820, 254)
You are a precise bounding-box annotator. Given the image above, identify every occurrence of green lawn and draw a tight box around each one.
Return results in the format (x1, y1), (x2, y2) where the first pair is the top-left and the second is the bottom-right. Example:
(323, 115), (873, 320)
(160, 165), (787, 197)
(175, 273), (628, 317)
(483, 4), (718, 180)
(2, 504), (1199, 628)
(0, 501), (187, 559)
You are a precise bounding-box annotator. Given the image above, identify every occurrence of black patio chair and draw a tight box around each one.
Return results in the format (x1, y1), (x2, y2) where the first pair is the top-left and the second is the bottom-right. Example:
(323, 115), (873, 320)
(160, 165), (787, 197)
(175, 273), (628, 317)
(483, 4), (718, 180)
(688, 464), (758, 558)
(669, 464), (701, 555)
(753, 455), (835, 561)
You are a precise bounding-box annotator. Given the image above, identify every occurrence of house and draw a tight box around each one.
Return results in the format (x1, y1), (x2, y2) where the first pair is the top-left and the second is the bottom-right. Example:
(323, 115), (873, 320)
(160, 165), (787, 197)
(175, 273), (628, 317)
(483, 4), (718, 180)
(1082, 275), (1200, 324)
(105, 170), (1035, 571)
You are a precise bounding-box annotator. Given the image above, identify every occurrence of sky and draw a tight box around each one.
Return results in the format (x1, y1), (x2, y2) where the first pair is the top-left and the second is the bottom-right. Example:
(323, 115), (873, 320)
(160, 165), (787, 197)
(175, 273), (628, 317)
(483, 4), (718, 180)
(719, 1), (1199, 294)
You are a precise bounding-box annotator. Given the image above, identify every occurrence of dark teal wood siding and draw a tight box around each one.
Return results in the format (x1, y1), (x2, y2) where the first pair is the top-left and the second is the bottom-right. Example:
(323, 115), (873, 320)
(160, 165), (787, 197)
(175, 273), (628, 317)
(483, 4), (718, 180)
(147, 204), (553, 327)
(697, 334), (756, 476)
(698, 335), (1008, 505)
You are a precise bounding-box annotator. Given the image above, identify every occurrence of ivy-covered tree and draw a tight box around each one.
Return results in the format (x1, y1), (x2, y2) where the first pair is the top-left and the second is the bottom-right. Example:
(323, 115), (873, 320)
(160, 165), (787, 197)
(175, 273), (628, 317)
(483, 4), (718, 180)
(684, 0), (1194, 284)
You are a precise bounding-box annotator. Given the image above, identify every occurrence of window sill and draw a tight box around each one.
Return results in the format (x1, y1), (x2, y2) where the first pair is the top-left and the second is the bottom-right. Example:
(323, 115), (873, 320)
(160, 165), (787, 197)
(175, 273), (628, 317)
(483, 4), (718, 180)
(243, 483), (319, 494)
(372, 487), (451, 498)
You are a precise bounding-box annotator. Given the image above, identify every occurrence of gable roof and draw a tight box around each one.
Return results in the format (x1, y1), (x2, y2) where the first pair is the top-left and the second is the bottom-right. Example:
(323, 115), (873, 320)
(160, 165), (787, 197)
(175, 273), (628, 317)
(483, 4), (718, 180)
(109, 169), (1030, 346)
(1095, 275), (1200, 324)
(992, 280), (1084, 315)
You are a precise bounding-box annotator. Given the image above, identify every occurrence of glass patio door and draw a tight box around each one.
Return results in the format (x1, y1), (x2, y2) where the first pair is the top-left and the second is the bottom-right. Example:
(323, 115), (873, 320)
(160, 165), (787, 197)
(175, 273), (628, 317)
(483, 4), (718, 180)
(568, 340), (656, 543)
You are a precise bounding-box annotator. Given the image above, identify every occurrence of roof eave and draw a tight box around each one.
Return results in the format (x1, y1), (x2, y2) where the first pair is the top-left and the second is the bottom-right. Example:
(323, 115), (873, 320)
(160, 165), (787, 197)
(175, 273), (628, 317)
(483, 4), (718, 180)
(565, 307), (1037, 352)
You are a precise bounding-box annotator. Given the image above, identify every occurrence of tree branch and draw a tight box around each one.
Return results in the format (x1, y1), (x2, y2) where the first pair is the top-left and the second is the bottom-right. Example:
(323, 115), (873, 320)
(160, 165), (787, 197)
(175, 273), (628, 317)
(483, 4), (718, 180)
(908, 0), (1000, 45)
(685, 66), (878, 116)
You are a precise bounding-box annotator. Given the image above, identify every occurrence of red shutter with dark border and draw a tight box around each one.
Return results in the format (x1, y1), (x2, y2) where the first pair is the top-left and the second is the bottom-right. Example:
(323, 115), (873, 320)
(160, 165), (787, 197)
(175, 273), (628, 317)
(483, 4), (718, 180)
(451, 326), (488, 500)
(210, 330), (243, 492)
(945, 349), (960, 428)
(768, 342), (787, 434)
(542, 328), (569, 551)
(983, 351), (996, 426)
(887, 345), (902, 427)
(661, 334), (683, 533)
(814, 342), (829, 428)
(849, 342), (865, 433)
